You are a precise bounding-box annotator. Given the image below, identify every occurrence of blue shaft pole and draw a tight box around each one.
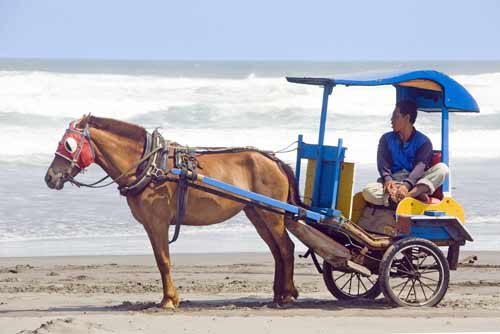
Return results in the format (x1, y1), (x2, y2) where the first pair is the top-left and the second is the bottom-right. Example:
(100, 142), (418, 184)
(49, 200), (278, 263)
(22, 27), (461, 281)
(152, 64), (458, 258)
(169, 168), (325, 221)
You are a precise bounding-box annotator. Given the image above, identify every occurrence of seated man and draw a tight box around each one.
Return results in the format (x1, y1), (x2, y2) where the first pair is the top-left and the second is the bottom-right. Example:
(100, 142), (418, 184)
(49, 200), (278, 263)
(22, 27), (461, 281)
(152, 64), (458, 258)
(363, 100), (449, 207)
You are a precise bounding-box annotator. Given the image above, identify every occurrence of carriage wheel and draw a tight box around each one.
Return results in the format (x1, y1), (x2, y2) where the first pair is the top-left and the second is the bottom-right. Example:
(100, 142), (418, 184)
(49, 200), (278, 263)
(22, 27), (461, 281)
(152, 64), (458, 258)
(379, 237), (450, 307)
(323, 260), (381, 300)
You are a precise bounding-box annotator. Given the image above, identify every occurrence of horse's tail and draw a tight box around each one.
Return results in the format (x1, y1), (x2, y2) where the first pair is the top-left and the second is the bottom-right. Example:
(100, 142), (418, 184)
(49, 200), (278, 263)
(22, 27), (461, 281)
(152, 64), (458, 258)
(275, 159), (307, 208)
(258, 151), (309, 208)
(256, 150), (306, 208)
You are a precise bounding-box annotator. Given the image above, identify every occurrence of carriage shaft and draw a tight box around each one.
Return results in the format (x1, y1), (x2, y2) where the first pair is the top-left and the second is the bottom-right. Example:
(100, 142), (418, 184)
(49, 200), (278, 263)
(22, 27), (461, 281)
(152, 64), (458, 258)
(170, 168), (324, 222)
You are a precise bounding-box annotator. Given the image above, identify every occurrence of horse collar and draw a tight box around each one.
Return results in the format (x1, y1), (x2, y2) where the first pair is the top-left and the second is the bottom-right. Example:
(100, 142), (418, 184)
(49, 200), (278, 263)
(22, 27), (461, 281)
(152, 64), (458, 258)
(118, 129), (165, 196)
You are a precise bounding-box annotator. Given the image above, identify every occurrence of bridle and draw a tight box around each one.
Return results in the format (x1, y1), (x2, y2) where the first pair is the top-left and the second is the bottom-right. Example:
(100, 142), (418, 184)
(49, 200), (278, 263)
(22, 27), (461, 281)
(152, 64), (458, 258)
(54, 121), (163, 190)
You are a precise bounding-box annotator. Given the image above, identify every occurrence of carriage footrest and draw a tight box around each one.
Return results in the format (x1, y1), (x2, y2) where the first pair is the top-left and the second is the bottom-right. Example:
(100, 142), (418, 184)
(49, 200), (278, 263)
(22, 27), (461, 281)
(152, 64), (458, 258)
(346, 260), (371, 277)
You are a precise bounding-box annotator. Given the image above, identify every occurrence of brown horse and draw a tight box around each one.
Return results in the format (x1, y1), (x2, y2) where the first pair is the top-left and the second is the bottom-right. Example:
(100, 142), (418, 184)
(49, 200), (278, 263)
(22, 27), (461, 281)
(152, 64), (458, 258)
(45, 115), (300, 309)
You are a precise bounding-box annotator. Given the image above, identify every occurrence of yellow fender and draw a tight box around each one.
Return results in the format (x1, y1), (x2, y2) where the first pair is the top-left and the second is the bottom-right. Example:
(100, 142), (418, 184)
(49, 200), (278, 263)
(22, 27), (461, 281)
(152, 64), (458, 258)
(396, 197), (465, 224)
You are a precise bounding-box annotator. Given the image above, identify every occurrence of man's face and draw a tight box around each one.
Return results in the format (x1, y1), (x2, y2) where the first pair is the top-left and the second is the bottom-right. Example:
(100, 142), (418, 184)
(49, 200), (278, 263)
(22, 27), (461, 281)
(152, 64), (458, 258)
(391, 107), (410, 133)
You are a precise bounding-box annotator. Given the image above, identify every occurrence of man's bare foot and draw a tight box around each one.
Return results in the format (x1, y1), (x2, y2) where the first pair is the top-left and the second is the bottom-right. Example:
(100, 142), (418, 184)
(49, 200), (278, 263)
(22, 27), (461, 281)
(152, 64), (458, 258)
(416, 193), (430, 203)
(408, 184), (431, 202)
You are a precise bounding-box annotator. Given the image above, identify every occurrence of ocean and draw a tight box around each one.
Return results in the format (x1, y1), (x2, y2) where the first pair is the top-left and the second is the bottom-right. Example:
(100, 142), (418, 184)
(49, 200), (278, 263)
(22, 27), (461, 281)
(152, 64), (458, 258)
(0, 59), (499, 257)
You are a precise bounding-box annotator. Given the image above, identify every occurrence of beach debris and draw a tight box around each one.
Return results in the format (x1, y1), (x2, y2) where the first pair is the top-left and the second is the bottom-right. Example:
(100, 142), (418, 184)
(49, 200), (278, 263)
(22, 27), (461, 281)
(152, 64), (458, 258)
(110, 300), (156, 311)
(47, 271), (59, 276)
(2, 264), (34, 274)
(459, 255), (478, 265)
(17, 318), (74, 334)
(16, 317), (111, 334)
(0, 277), (18, 282)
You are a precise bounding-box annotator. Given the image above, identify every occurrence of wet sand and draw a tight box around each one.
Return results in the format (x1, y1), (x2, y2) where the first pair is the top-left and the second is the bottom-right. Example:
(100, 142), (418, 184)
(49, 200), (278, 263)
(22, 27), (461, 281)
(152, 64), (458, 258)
(1, 251), (500, 333)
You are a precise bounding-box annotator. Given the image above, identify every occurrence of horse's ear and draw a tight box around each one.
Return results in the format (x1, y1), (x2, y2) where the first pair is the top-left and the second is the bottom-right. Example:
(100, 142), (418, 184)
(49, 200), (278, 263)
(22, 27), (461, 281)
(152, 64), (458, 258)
(82, 113), (92, 125)
(75, 114), (92, 129)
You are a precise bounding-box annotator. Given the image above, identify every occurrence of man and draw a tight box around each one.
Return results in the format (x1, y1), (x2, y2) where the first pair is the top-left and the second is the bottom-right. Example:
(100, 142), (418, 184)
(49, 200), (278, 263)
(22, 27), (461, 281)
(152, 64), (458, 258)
(362, 100), (449, 207)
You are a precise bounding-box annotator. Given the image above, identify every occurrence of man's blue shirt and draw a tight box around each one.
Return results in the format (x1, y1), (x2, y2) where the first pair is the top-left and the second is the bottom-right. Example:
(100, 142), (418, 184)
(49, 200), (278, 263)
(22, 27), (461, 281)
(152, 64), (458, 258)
(377, 129), (433, 187)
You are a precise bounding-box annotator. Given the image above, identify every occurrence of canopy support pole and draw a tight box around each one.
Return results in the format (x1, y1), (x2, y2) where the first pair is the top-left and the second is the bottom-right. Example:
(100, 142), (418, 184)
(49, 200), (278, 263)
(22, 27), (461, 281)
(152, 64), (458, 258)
(312, 84), (333, 205)
(441, 106), (450, 195)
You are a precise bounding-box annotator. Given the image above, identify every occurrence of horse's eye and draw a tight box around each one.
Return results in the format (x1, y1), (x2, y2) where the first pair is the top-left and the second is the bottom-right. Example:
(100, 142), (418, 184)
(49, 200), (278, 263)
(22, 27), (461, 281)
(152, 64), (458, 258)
(64, 137), (78, 153)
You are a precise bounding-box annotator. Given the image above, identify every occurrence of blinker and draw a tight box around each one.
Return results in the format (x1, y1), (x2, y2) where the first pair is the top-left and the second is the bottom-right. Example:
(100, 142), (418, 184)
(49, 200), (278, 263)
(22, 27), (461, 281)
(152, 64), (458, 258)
(54, 121), (95, 170)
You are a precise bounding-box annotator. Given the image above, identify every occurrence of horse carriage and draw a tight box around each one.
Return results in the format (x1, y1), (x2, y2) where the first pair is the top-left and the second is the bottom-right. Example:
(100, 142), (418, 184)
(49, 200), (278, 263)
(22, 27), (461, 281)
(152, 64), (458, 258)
(170, 70), (477, 307)
(46, 70), (478, 308)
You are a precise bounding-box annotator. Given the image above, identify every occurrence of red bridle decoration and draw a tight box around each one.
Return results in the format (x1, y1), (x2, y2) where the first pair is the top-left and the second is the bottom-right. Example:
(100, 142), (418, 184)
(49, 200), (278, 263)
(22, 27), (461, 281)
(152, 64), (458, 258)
(55, 121), (95, 170)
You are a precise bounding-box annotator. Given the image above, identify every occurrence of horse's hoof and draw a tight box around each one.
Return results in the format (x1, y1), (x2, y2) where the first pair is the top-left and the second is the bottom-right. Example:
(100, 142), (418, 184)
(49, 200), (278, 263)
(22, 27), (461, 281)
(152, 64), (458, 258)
(160, 299), (177, 311)
(270, 295), (295, 308)
(281, 295), (295, 306)
(271, 300), (293, 309)
(270, 301), (283, 309)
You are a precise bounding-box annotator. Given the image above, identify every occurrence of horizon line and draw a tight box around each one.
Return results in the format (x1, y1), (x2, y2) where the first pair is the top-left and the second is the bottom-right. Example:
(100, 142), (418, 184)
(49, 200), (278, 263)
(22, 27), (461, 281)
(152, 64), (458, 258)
(2, 57), (500, 63)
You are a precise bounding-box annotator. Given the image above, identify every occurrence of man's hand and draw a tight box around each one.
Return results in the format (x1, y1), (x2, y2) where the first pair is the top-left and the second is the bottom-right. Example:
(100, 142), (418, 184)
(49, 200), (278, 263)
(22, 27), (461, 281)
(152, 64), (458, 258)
(384, 181), (410, 203)
(394, 184), (409, 202)
(383, 180), (397, 193)
(384, 180), (399, 204)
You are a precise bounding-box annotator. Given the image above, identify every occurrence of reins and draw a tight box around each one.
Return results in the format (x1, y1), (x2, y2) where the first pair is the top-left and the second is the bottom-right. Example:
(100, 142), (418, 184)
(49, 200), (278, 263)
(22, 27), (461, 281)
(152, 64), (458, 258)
(67, 146), (163, 189)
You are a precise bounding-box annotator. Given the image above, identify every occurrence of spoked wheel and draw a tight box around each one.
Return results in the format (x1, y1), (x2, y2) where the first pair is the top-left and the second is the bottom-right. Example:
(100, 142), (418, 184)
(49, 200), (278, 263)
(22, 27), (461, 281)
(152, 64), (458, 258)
(323, 261), (381, 300)
(379, 237), (450, 307)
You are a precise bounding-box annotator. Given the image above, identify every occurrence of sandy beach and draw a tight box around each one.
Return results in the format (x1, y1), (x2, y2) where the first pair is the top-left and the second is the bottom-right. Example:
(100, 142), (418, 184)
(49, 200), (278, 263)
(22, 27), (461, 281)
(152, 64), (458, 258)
(1, 251), (499, 333)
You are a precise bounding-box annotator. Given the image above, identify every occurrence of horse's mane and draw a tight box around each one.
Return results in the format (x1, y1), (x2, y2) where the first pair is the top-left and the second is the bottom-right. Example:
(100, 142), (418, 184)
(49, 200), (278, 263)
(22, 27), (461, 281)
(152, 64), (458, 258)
(87, 116), (146, 142)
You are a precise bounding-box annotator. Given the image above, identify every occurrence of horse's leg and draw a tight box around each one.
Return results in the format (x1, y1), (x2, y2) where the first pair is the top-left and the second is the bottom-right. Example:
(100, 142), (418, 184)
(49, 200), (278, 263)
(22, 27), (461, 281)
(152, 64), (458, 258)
(244, 207), (285, 305)
(143, 219), (180, 310)
(254, 209), (298, 304)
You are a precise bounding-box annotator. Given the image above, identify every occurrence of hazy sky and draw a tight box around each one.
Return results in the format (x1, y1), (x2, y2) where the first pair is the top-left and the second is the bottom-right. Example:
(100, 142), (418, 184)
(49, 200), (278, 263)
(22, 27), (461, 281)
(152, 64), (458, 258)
(1, 0), (499, 60)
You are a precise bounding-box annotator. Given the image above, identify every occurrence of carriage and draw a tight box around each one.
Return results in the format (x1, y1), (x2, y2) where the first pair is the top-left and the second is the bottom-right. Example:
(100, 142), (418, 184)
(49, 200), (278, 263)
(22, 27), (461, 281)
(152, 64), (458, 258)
(168, 70), (478, 307)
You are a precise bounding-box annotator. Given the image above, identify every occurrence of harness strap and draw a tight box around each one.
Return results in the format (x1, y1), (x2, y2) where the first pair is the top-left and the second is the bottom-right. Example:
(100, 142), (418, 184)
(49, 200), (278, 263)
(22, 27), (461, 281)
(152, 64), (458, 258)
(168, 147), (198, 244)
(119, 130), (162, 196)
(160, 140), (170, 171)
(136, 132), (153, 175)
(170, 169), (188, 244)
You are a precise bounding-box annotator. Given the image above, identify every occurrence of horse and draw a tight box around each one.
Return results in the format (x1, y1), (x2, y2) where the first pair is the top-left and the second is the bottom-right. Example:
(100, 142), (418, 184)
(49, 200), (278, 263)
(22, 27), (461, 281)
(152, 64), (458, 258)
(45, 115), (301, 309)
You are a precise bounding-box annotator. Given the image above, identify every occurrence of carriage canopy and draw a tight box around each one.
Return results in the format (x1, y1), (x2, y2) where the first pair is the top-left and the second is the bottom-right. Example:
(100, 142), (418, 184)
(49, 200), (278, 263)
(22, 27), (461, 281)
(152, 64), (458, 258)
(287, 70), (479, 113)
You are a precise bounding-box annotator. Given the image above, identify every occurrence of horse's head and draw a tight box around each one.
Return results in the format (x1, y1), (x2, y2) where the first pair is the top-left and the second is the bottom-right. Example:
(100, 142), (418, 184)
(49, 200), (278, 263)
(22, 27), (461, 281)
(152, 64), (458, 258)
(45, 115), (95, 190)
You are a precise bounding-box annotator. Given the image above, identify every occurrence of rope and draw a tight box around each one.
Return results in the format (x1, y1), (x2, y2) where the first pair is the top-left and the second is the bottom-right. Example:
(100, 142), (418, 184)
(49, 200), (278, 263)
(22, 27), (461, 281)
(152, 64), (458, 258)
(273, 140), (298, 154)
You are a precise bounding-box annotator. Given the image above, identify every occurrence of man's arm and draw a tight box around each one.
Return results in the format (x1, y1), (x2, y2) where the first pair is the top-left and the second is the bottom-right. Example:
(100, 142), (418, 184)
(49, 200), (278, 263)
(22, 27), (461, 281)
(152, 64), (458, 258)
(402, 140), (433, 189)
(377, 135), (393, 183)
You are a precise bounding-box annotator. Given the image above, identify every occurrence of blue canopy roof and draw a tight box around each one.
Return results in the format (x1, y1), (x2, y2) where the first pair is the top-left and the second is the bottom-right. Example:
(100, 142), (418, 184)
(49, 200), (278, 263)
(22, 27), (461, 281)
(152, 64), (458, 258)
(287, 70), (479, 113)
